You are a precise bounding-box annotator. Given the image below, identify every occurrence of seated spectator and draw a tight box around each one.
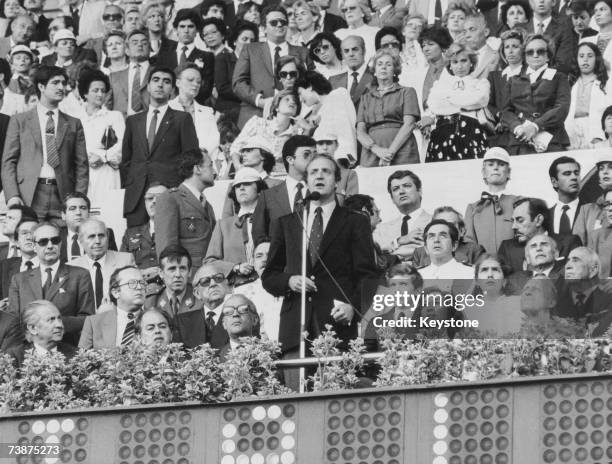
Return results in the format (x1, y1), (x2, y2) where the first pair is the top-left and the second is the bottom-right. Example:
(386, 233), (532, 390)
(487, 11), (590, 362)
(357, 49), (420, 166)
(313, 132), (358, 204)
(200, 17), (229, 55)
(374, 25), (403, 54)
(237, 2), (263, 38)
(565, 42), (612, 149)
(418, 219), (474, 282)
(77, 68), (125, 208)
(135, 307), (174, 348)
(309, 31), (345, 78)
(374, 170), (432, 262)
(425, 42), (489, 162)
(79, 266), (146, 349)
(464, 253), (523, 336)
(413, 206), (485, 268)
(262, 55), (306, 119)
(199, 0), (226, 22)
(587, 188), (612, 278)
(7, 300), (76, 367)
(568, 1), (598, 41)
(298, 70), (357, 161)
(205, 168), (267, 284)
(520, 276), (557, 320)
(442, 1), (469, 42)
(499, 33), (571, 155)
(0, 204), (37, 260)
(235, 240), (283, 342)
(218, 294), (260, 361)
(82, 3), (124, 66)
(464, 147), (517, 254)
(498, 0), (531, 33)
(169, 63), (220, 155)
(213, 20), (257, 122)
(121, 183), (168, 273)
(334, 0), (379, 64)
(100, 30), (129, 75)
(498, 197), (581, 275)
(41, 17), (97, 65)
(0, 0), (24, 37)
(0, 217), (38, 300)
(230, 90), (302, 174)
(291, 0), (320, 46)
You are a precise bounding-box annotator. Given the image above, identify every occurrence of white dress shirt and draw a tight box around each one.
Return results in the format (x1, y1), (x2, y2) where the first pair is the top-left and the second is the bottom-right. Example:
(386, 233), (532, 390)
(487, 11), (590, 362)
(553, 198), (579, 234)
(419, 258), (474, 280)
(266, 40), (289, 65)
(39, 259), (61, 284)
(427, 0), (449, 24)
(533, 15), (552, 34)
(36, 104), (59, 179)
(20, 256), (39, 272)
(204, 294), (231, 325)
(127, 61), (150, 112)
(285, 176), (306, 213)
(85, 253), (109, 304)
(146, 104), (169, 135)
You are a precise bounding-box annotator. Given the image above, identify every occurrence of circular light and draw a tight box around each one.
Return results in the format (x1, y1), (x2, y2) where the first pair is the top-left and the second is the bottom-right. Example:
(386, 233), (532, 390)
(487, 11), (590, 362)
(434, 394), (448, 408)
(223, 424), (237, 438)
(281, 436), (295, 450)
(433, 409), (448, 423)
(222, 440), (236, 453)
(251, 453), (264, 464)
(61, 419), (75, 433)
(46, 420), (60, 434)
(236, 455), (250, 464)
(433, 457), (448, 464)
(252, 407), (266, 421)
(221, 456), (235, 464)
(45, 435), (59, 444)
(280, 451), (295, 464)
(268, 406), (281, 420)
(433, 425), (448, 439)
(433, 440), (448, 455)
(281, 420), (295, 434)
(32, 421), (45, 435)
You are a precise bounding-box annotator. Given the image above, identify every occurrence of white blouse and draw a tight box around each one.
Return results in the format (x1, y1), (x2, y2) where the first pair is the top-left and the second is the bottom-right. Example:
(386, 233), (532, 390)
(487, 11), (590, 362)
(427, 74), (490, 117)
(80, 108), (125, 166)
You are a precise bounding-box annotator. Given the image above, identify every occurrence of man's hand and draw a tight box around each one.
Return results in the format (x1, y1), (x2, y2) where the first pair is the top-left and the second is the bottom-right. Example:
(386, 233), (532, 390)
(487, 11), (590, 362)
(7, 197), (24, 207)
(397, 228), (424, 246)
(235, 262), (254, 275)
(331, 303), (354, 324)
(288, 275), (317, 293)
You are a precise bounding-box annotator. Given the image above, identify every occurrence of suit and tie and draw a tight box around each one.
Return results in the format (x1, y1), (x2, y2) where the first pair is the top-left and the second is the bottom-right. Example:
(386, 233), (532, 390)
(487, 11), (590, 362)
(321, 11), (347, 32)
(145, 284), (200, 317)
(525, 16), (575, 75)
(120, 107), (199, 227)
(154, 184), (217, 268)
(78, 307), (139, 349)
(1, 107), (89, 220)
(0, 257), (21, 299)
(174, 305), (229, 348)
(59, 225), (118, 263)
(71, 250), (136, 309)
(232, 41), (312, 128)
(252, 181), (295, 247)
(8, 263), (96, 345)
(108, 63), (151, 116)
(329, 68), (374, 109)
(549, 202), (582, 236)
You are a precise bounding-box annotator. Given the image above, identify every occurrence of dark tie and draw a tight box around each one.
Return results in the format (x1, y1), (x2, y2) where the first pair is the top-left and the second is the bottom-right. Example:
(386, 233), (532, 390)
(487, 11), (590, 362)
(400, 215), (410, 236)
(121, 312), (135, 346)
(148, 109), (159, 152)
(180, 45), (188, 65)
(205, 310), (216, 334)
(71, 234), (80, 258)
(434, 0), (442, 24)
(43, 267), (53, 298)
(350, 71), (359, 100)
(131, 63), (143, 113)
(274, 46), (281, 66)
(309, 207), (324, 266)
(94, 261), (103, 308)
(170, 296), (179, 316)
(575, 292), (586, 317)
(25, 260), (33, 271)
(477, 192), (503, 215)
(559, 205), (571, 235)
(293, 183), (304, 214)
(45, 111), (60, 169)
(537, 22), (545, 35)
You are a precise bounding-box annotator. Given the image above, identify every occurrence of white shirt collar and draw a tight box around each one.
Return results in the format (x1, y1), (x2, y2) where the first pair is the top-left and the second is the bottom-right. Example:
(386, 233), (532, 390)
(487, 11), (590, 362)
(148, 103), (169, 118)
(20, 256), (39, 271)
(267, 40), (288, 57)
(39, 260), (61, 282)
(501, 66), (522, 78)
(177, 42), (196, 56)
(239, 205), (256, 216)
(556, 197), (579, 211)
(533, 16), (552, 32)
(85, 252), (108, 269)
(285, 176), (306, 211)
(37, 103), (58, 119)
(348, 63), (367, 80)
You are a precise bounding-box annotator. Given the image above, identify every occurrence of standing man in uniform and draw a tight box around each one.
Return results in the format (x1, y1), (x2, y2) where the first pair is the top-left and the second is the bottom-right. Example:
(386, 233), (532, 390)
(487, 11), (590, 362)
(154, 149), (216, 268)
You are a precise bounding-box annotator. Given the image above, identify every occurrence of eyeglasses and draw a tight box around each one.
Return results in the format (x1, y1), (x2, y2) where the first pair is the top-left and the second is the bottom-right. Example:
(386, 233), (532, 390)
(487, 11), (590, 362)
(279, 70), (298, 79)
(525, 48), (547, 57)
(341, 5), (358, 12)
(116, 279), (147, 290)
(381, 41), (400, 49)
(222, 304), (252, 316)
(602, 201), (612, 209)
(36, 236), (61, 247)
(268, 19), (288, 27)
(103, 14), (123, 21)
(314, 43), (330, 55)
(196, 273), (226, 287)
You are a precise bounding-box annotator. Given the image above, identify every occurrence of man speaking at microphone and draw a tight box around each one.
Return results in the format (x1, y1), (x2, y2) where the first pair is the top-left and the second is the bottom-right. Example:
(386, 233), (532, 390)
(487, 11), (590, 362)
(262, 153), (378, 389)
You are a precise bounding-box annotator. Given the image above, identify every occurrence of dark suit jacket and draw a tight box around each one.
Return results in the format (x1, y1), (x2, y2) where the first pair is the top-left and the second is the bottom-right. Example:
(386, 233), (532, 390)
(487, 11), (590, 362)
(497, 233), (582, 275)
(549, 203), (582, 236)
(553, 281), (612, 322)
(8, 263), (95, 345)
(506, 260), (565, 294)
(322, 11), (347, 32)
(83, 37), (105, 66)
(252, 181), (291, 246)
(1, 109), (89, 206)
(153, 46), (214, 103)
(0, 112), (9, 192)
(174, 306), (228, 349)
(476, 0), (501, 34)
(120, 223), (158, 269)
(8, 341), (76, 367)
(214, 49), (240, 116)
(524, 15), (575, 74)
(329, 69), (374, 109)
(205, 215), (250, 265)
(145, 284), (200, 317)
(499, 69), (571, 154)
(0, 257), (20, 299)
(232, 42), (312, 127)
(369, 5), (407, 30)
(120, 108), (199, 221)
(59, 225), (118, 263)
(0, 310), (24, 353)
(41, 47), (98, 66)
(262, 206), (378, 353)
(108, 65), (150, 116)
(31, 14), (51, 42)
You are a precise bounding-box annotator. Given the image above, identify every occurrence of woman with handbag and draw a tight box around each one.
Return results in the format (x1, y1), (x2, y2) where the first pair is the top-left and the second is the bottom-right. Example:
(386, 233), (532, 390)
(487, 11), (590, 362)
(77, 69), (125, 208)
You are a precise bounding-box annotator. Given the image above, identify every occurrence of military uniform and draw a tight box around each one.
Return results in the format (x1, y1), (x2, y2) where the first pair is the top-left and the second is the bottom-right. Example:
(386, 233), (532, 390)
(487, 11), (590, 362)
(154, 184), (217, 268)
(120, 223), (158, 269)
(145, 284), (201, 318)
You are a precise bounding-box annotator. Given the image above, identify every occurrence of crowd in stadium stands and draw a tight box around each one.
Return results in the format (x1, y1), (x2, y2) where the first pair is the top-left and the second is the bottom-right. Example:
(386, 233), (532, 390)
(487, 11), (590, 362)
(0, 0), (612, 390)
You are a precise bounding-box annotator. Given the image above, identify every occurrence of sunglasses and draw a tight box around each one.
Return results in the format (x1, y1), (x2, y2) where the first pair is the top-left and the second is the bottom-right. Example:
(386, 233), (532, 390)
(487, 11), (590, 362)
(314, 43), (330, 55)
(36, 236), (61, 247)
(381, 41), (400, 49)
(116, 279), (147, 290)
(341, 5), (358, 12)
(103, 14), (123, 21)
(525, 48), (547, 57)
(268, 19), (288, 27)
(222, 304), (251, 316)
(279, 70), (298, 79)
(603, 201), (612, 209)
(196, 273), (226, 287)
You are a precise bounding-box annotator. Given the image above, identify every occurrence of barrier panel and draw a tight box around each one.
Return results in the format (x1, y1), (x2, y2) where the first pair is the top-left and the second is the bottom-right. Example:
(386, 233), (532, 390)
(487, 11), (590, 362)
(1, 372), (610, 464)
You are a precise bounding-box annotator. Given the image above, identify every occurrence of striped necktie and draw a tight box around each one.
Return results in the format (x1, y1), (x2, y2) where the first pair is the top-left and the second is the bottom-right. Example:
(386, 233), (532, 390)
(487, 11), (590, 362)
(121, 312), (136, 346)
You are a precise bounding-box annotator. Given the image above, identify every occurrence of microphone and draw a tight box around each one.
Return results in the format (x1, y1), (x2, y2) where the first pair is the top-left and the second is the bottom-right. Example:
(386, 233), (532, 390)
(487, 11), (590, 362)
(302, 191), (321, 203)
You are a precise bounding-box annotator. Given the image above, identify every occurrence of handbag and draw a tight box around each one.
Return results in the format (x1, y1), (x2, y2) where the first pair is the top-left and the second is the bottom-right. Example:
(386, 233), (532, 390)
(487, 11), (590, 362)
(101, 126), (118, 150)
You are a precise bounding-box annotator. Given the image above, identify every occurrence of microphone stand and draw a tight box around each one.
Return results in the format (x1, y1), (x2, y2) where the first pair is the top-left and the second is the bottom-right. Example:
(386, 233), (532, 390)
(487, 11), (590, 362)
(299, 202), (308, 394)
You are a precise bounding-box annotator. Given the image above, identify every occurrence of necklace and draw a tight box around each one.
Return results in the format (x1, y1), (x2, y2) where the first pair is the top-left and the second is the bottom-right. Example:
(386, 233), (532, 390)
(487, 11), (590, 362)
(378, 83), (394, 93)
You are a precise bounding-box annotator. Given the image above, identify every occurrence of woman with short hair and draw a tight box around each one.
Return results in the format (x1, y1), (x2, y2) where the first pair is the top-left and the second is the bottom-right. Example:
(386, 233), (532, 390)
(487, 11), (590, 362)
(309, 31), (345, 78)
(334, 0), (379, 63)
